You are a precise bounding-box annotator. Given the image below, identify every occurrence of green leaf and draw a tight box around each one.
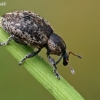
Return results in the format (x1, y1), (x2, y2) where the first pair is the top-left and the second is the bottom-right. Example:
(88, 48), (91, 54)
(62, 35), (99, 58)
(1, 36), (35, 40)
(0, 17), (85, 100)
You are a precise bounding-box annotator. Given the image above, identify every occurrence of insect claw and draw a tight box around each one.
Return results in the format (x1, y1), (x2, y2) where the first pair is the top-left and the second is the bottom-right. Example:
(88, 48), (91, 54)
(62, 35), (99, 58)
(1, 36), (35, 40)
(57, 76), (60, 80)
(54, 72), (60, 79)
(0, 42), (6, 46)
(18, 61), (22, 66)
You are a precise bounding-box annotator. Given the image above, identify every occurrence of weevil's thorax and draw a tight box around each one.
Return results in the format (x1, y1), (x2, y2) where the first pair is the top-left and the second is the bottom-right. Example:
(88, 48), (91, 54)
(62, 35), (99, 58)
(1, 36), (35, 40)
(46, 33), (66, 55)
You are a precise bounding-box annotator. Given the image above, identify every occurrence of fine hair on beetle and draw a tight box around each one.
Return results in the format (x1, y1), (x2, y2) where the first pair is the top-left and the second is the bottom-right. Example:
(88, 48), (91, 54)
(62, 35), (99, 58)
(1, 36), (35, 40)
(0, 10), (82, 79)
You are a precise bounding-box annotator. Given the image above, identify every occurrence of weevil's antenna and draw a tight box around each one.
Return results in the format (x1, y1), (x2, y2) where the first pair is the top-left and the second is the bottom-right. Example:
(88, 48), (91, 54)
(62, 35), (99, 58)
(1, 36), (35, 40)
(69, 52), (82, 59)
(66, 60), (75, 75)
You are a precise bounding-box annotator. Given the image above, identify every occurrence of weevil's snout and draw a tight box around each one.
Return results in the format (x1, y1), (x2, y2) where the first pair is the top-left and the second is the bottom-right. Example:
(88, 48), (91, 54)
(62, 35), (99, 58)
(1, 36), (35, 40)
(63, 52), (69, 66)
(63, 58), (68, 66)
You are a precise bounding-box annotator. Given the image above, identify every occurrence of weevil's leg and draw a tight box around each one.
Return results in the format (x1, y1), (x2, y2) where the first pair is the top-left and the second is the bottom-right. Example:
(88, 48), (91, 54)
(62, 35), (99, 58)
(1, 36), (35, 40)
(0, 35), (14, 46)
(55, 55), (63, 65)
(18, 49), (41, 65)
(47, 54), (60, 79)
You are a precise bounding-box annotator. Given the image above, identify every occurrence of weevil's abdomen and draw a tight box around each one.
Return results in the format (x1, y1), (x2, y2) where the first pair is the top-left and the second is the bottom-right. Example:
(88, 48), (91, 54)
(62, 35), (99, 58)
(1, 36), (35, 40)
(1, 10), (53, 48)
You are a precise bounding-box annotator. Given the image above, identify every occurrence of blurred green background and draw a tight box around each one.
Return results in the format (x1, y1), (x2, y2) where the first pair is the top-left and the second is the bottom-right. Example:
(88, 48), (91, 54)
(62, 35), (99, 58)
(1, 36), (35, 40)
(0, 0), (100, 100)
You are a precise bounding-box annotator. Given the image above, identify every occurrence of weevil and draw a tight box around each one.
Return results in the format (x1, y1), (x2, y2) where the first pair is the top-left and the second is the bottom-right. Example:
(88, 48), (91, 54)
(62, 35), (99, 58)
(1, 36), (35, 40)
(0, 10), (82, 79)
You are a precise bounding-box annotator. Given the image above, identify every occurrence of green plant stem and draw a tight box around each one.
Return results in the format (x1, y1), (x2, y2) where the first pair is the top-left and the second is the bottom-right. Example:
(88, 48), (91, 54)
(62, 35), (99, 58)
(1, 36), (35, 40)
(0, 17), (85, 100)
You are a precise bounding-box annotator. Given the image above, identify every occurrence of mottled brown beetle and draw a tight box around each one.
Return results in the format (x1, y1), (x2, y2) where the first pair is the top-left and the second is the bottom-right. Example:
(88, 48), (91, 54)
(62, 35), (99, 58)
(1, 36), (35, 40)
(0, 10), (82, 79)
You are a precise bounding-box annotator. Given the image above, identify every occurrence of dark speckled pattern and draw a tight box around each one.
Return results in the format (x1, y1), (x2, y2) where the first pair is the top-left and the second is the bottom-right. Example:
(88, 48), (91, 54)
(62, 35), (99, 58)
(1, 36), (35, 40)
(1, 10), (66, 55)
(1, 11), (53, 48)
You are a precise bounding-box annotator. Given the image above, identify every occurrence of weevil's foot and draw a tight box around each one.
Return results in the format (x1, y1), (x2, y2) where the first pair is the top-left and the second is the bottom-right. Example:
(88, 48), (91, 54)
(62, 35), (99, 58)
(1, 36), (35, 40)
(57, 75), (60, 80)
(0, 42), (7, 46)
(0, 42), (3, 46)
(56, 74), (60, 80)
(18, 57), (26, 66)
(54, 70), (60, 80)
(18, 61), (23, 66)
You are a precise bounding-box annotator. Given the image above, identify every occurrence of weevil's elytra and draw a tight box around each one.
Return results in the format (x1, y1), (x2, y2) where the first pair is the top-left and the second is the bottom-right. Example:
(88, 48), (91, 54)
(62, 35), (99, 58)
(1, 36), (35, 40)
(0, 10), (82, 79)
(1, 11), (53, 48)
